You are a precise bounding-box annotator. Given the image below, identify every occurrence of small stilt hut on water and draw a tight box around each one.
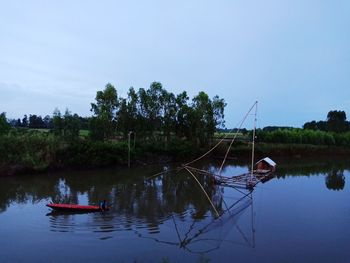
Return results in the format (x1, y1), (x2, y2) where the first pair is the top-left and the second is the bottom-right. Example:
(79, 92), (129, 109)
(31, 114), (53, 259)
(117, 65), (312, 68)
(255, 157), (276, 174)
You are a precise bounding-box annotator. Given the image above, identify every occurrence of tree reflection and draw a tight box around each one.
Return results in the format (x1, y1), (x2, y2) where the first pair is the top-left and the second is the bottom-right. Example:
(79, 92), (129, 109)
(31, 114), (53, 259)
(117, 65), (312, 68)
(325, 169), (345, 191)
(0, 165), (230, 238)
(0, 175), (62, 212)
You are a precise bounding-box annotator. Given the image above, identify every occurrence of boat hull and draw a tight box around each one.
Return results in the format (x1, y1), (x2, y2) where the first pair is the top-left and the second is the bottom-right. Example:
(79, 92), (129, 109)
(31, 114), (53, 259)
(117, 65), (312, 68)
(46, 203), (108, 212)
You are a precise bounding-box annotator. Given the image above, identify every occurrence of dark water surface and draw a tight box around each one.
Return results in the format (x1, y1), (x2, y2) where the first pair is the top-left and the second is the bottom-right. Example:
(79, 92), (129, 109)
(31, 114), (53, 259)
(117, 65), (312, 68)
(0, 158), (349, 263)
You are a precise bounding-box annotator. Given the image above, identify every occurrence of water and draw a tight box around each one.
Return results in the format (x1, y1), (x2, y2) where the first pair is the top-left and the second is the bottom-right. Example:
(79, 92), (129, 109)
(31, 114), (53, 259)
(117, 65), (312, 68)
(0, 158), (349, 263)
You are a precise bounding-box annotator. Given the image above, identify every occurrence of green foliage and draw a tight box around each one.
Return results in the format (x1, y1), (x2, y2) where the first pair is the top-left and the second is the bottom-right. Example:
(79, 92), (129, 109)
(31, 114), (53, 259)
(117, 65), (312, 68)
(63, 109), (80, 141)
(90, 83), (119, 140)
(167, 138), (197, 157)
(56, 140), (128, 167)
(79, 129), (90, 137)
(304, 110), (349, 133)
(91, 82), (226, 147)
(327, 110), (348, 132)
(0, 131), (58, 172)
(0, 112), (10, 136)
(28, 114), (46, 128)
(89, 116), (106, 141)
(0, 131), (129, 175)
(52, 108), (63, 136)
(2, 82), (227, 175)
(255, 128), (350, 147)
(52, 108), (81, 141)
(190, 91), (214, 145)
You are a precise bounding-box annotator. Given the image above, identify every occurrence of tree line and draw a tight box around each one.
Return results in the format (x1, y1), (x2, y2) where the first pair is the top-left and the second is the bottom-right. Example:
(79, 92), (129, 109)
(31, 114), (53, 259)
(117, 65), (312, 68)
(1, 82), (226, 147)
(253, 110), (350, 146)
(0, 82), (226, 175)
(303, 110), (350, 133)
(6, 112), (90, 130)
(89, 82), (226, 146)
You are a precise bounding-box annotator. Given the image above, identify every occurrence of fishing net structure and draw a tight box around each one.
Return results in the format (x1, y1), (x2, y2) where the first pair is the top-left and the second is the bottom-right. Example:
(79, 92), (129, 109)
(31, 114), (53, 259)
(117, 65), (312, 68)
(142, 102), (274, 253)
(135, 189), (256, 254)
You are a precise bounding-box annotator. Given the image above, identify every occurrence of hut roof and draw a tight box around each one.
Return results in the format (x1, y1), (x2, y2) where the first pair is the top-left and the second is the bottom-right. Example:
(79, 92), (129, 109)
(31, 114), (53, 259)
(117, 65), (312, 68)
(256, 157), (276, 167)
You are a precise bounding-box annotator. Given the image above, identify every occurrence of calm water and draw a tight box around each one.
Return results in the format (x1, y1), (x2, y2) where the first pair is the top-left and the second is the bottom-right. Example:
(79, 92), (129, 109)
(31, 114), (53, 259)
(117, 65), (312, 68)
(0, 158), (349, 263)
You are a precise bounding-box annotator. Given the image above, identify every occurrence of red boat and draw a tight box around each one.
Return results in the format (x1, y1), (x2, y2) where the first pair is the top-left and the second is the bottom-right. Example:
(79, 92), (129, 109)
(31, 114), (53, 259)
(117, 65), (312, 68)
(46, 203), (108, 212)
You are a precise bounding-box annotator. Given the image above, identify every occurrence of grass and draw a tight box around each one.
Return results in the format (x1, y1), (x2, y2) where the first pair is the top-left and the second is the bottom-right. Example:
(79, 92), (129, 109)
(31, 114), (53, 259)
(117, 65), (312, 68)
(27, 128), (90, 137)
(79, 129), (90, 137)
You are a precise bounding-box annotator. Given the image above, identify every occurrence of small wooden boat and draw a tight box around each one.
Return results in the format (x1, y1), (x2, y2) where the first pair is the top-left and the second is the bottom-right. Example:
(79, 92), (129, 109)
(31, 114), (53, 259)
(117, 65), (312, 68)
(46, 203), (108, 212)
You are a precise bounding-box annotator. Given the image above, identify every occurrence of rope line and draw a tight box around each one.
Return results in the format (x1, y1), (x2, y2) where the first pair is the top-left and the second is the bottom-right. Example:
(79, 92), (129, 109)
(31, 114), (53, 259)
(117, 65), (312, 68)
(218, 101), (257, 175)
(184, 102), (258, 173)
(184, 166), (220, 217)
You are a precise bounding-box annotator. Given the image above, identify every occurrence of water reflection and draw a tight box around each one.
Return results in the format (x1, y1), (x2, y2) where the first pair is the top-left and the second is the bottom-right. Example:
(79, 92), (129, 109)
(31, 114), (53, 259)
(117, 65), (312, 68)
(325, 169), (345, 191)
(1, 159), (350, 262)
(270, 157), (348, 191)
(0, 158), (349, 215)
(135, 192), (255, 254)
(0, 159), (348, 236)
(42, 169), (229, 237)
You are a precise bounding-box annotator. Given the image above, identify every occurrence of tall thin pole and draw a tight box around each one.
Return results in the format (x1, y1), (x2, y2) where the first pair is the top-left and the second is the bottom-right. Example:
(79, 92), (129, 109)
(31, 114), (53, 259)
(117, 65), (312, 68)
(250, 101), (258, 180)
(217, 102), (258, 175)
(128, 131), (131, 168)
(133, 132), (136, 148)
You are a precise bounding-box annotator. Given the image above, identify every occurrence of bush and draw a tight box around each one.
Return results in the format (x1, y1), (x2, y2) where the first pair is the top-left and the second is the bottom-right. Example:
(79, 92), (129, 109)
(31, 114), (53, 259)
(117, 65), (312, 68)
(56, 140), (128, 167)
(0, 132), (59, 172)
(255, 128), (343, 146)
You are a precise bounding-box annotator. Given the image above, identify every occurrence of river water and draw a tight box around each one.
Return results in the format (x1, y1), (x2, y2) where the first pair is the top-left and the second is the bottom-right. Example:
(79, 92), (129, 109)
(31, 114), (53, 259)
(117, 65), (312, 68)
(0, 158), (349, 263)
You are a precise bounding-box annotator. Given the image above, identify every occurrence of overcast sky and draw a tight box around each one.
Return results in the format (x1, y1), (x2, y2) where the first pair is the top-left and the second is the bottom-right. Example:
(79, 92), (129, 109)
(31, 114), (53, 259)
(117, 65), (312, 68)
(1, 0), (349, 128)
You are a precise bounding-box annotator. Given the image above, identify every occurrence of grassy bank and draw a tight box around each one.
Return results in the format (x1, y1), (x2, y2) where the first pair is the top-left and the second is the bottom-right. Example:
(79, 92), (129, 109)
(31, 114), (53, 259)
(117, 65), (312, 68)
(1, 130), (350, 176)
(0, 132), (200, 176)
(214, 143), (350, 161)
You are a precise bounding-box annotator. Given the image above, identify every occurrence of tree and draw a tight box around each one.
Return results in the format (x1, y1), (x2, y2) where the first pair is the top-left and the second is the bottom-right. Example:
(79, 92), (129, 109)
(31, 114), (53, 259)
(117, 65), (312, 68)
(126, 87), (139, 132)
(188, 92), (226, 146)
(52, 108), (63, 136)
(15, 118), (22, 127)
(63, 109), (80, 141)
(174, 91), (190, 138)
(43, 115), (52, 129)
(117, 87), (139, 139)
(90, 83), (119, 140)
(303, 121), (318, 130)
(0, 112), (10, 135)
(22, 115), (28, 128)
(212, 95), (226, 130)
(327, 110), (348, 132)
(117, 98), (129, 138)
(89, 117), (105, 141)
(138, 82), (164, 137)
(192, 91), (213, 145)
(28, 114), (45, 129)
(161, 89), (177, 143)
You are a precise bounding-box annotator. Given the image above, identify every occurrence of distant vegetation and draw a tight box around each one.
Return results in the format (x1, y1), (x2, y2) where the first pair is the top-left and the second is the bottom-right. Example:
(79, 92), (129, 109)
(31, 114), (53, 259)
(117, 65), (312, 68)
(253, 110), (350, 146)
(303, 110), (350, 133)
(5, 82), (226, 146)
(0, 82), (226, 175)
(1, 84), (350, 176)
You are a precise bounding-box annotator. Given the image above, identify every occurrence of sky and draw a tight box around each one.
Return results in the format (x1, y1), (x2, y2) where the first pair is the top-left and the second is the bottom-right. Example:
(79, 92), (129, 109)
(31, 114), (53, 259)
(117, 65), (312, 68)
(1, 0), (349, 128)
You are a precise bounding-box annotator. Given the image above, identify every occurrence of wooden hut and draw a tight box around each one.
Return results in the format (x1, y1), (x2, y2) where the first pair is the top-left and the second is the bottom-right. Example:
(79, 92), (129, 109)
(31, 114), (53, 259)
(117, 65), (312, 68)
(255, 157), (276, 173)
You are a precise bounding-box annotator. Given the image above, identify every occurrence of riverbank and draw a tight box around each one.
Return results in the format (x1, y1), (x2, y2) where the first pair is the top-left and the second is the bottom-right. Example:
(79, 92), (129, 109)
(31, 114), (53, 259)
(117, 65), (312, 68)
(228, 142), (350, 158)
(0, 134), (201, 176)
(1, 132), (350, 177)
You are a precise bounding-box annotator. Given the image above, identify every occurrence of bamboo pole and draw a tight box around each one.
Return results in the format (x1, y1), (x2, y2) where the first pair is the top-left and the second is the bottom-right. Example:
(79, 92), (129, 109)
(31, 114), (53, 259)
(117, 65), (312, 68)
(218, 101), (258, 176)
(250, 101), (258, 182)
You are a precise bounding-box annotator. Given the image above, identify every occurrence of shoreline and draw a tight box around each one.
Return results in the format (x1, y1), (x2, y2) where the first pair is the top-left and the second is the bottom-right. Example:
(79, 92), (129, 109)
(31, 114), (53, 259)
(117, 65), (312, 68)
(1, 142), (350, 177)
